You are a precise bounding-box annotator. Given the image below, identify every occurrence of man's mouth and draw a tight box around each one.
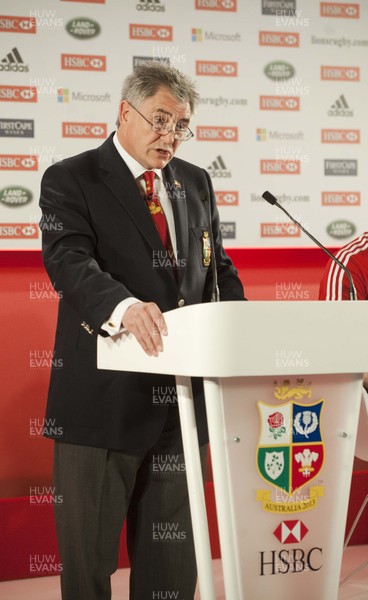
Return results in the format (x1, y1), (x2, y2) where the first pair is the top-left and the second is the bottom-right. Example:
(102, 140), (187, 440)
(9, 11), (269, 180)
(155, 148), (172, 158)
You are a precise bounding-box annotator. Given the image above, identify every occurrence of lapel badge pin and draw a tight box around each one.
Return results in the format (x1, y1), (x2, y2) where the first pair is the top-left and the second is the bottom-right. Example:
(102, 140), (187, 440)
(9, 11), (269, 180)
(173, 180), (181, 189)
(201, 230), (211, 267)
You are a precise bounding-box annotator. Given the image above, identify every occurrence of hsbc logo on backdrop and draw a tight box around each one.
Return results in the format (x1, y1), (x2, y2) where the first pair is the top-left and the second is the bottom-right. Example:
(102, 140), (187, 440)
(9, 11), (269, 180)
(0, 223), (38, 239)
(322, 191), (360, 205)
(320, 3), (359, 18)
(129, 24), (172, 41)
(215, 191), (239, 205)
(0, 85), (37, 102)
(260, 96), (300, 111)
(0, 154), (38, 170)
(321, 66), (359, 81)
(197, 127), (238, 141)
(261, 160), (301, 174)
(61, 54), (106, 71)
(321, 129), (360, 143)
(261, 223), (300, 237)
(62, 122), (107, 138)
(0, 16), (36, 33)
(196, 60), (237, 76)
(195, 0), (237, 10)
(259, 31), (299, 47)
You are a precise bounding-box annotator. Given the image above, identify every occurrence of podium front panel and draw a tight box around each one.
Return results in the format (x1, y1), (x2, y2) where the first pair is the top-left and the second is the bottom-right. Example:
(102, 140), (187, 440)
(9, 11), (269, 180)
(205, 373), (362, 599)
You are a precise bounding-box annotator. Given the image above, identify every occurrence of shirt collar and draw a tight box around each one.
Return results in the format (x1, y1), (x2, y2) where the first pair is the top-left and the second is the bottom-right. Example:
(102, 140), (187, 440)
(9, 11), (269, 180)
(113, 132), (162, 181)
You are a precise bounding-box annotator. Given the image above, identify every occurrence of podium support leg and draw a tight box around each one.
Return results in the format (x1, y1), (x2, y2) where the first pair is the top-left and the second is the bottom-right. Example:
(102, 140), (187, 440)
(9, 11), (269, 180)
(204, 378), (243, 600)
(176, 375), (216, 600)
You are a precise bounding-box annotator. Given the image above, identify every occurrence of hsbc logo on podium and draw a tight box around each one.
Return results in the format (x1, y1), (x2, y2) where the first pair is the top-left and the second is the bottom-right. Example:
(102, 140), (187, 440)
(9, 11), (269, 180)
(197, 126), (238, 141)
(61, 54), (106, 71)
(62, 122), (107, 138)
(196, 60), (237, 76)
(0, 154), (38, 170)
(0, 85), (37, 102)
(129, 24), (172, 40)
(273, 520), (309, 544)
(260, 546), (323, 576)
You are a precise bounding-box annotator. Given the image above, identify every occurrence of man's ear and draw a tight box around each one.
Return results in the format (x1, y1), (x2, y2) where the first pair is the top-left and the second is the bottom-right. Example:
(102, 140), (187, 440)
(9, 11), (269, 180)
(119, 100), (130, 124)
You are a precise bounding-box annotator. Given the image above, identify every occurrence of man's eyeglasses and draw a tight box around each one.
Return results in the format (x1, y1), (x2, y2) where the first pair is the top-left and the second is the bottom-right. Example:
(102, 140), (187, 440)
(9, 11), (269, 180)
(128, 102), (194, 141)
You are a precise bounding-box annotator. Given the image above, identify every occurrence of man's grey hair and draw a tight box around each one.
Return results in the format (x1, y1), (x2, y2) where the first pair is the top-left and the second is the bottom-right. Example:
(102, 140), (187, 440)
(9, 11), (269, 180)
(116, 61), (199, 126)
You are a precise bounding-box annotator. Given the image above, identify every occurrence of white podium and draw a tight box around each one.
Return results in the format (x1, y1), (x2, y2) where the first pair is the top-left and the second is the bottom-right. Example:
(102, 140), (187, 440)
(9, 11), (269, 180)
(98, 301), (368, 600)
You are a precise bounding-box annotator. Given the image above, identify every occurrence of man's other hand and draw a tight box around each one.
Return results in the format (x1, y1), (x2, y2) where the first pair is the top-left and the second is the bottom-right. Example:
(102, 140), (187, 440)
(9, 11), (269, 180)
(122, 302), (168, 357)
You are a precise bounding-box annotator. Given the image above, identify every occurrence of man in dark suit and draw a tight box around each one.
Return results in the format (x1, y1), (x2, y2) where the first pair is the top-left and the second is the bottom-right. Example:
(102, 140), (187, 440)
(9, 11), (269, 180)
(40, 62), (244, 599)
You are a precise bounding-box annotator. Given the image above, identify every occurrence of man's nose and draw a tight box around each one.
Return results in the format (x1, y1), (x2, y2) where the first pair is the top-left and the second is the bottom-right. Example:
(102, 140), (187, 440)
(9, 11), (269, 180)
(159, 128), (176, 139)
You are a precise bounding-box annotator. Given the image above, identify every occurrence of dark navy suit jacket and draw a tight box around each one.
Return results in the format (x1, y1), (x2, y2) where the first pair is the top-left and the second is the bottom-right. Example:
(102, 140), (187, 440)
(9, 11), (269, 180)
(40, 133), (245, 451)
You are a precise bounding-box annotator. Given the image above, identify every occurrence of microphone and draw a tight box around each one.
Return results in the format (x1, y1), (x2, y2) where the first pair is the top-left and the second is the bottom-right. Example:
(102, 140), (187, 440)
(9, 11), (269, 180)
(262, 190), (357, 301)
(201, 192), (220, 302)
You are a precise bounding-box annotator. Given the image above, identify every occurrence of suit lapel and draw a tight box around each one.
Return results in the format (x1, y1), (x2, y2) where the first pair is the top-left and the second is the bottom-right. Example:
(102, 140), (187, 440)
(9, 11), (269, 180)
(99, 135), (164, 253)
(99, 135), (178, 283)
(164, 161), (188, 289)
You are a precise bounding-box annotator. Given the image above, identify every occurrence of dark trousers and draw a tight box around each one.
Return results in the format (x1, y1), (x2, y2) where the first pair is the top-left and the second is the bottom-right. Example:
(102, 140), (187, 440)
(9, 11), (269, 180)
(53, 407), (207, 600)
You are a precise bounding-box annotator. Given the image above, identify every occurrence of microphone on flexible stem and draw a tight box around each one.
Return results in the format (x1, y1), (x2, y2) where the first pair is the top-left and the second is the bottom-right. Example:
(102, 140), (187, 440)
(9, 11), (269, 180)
(262, 190), (357, 301)
(201, 192), (220, 302)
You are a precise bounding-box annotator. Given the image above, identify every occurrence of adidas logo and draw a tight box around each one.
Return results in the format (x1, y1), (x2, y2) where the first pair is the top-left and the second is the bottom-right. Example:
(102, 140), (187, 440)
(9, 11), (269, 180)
(207, 155), (231, 178)
(136, 0), (165, 11)
(0, 47), (29, 72)
(328, 95), (353, 117)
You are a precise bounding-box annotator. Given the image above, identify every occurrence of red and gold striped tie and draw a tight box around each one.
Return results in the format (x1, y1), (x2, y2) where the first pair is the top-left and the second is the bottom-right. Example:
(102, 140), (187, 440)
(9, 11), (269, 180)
(143, 170), (172, 252)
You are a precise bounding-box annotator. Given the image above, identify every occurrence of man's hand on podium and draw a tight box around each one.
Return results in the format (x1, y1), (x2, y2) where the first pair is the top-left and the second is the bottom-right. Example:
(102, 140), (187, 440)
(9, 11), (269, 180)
(122, 302), (168, 357)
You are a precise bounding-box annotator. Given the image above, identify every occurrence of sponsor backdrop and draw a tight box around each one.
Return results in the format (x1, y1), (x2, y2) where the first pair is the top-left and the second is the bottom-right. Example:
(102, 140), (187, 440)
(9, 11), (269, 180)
(0, 0), (367, 248)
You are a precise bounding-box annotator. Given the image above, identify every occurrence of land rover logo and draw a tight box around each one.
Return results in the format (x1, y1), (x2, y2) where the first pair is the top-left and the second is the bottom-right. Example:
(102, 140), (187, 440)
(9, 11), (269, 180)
(0, 186), (33, 207)
(327, 220), (356, 239)
(264, 61), (295, 81)
(66, 18), (100, 39)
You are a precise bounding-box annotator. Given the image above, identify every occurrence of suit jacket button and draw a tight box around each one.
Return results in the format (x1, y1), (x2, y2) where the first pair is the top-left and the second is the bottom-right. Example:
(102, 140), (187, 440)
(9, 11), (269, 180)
(178, 298), (185, 307)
